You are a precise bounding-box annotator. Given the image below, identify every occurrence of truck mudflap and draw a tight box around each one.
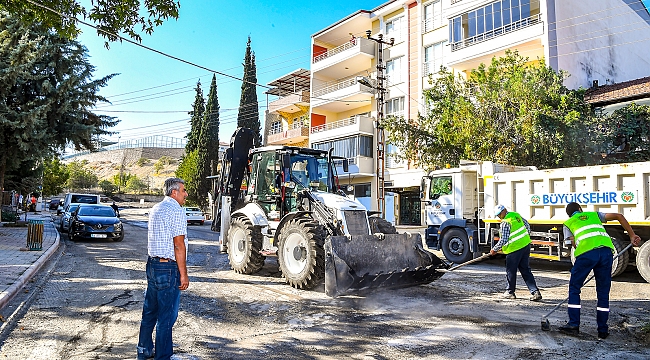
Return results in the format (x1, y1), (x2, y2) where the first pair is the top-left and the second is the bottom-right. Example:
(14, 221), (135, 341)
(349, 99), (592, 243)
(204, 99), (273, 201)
(324, 233), (449, 297)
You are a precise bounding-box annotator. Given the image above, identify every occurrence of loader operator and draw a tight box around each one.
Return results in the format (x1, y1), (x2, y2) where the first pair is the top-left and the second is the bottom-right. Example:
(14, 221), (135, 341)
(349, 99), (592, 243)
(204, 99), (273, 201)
(491, 205), (542, 301)
(559, 202), (641, 339)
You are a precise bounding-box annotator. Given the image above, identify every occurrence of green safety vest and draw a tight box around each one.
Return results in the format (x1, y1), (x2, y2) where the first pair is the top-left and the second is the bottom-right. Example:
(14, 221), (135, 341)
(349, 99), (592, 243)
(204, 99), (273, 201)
(501, 212), (531, 254)
(564, 211), (614, 258)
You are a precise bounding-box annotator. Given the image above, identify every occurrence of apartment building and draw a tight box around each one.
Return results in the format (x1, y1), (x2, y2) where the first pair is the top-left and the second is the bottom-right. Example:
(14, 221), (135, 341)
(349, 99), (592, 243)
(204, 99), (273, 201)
(264, 0), (650, 225)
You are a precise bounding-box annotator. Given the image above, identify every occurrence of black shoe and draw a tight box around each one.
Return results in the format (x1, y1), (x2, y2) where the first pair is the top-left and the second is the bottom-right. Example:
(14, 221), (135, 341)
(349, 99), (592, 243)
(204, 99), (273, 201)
(558, 323), (579, 335)
(598, 332), (609, 339)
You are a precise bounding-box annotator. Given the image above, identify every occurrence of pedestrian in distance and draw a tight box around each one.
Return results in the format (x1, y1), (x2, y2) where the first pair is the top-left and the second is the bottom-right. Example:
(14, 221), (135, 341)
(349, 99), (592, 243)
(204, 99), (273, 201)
(558, 202), (641, 339)
(491, 205), (542, 301)
(110, 201), (119, 217)
(137, 178), (190, 360)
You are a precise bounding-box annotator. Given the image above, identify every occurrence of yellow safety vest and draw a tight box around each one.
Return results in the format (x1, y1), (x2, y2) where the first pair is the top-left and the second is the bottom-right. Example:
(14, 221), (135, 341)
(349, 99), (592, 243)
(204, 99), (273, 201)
(501, 212), (531, 254)
(564, 211), (614, 257)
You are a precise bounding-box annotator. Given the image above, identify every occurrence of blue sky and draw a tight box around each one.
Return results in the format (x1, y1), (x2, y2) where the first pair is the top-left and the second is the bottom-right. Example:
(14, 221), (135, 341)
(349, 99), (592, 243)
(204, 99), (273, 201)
(78, 0), (382, 147)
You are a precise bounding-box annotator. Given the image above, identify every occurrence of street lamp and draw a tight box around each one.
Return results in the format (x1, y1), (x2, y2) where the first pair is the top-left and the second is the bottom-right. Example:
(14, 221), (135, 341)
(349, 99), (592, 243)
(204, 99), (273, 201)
(357, 30), (394, 219)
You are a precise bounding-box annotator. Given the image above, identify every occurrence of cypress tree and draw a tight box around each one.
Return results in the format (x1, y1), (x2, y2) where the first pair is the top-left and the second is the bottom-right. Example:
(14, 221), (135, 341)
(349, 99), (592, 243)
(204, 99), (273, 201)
(236, 36), (261, 146)
(195, 74), (220, 210)
(186, 80), (205, 152)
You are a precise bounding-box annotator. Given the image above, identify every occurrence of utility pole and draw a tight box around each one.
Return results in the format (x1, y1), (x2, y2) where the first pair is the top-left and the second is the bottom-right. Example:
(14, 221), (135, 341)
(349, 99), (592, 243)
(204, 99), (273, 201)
(364, 30), (393, 219)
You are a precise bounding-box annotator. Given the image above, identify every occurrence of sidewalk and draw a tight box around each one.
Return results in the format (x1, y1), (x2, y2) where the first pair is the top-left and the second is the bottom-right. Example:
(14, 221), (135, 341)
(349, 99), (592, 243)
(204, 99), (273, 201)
(0, 211), (60, 310)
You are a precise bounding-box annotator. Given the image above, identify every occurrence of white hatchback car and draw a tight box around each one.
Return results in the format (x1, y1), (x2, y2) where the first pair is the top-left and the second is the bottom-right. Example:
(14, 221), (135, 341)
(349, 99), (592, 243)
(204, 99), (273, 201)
(183, 207), (205, 225)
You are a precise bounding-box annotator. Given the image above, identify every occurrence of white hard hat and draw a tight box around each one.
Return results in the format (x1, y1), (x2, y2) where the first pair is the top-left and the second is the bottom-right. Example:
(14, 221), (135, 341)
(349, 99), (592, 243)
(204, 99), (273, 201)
(494, 204), (507, 217)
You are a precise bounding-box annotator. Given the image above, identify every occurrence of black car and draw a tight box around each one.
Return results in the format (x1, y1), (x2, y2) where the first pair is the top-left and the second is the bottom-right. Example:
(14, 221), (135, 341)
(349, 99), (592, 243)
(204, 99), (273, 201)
(68, 204), (124, 242)
(49, 198), (62, 211)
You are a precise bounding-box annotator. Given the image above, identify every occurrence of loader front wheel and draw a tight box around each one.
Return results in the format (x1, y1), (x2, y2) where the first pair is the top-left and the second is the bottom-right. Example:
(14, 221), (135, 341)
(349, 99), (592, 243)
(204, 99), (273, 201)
(277, 217), (325, 289)
(636, 240), (650, 283)
(442, 229), (472, 264)
(227, 216), (265, 274)
(369, 217), (397, 234)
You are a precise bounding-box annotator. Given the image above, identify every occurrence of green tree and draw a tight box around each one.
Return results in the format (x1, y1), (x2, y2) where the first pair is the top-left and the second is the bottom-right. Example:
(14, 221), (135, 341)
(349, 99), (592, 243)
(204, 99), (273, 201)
(66, 161), (98, 190)
(99, 179), (118, 196)
(237, 36), (261, 146)
(112, 172), (135, 192)
(194, 74), (220, 209)
(1, 0), (180, 45)
(175, 150), (199, 205)
(186, 80), (205, 152)
(0, 14), (117, 192)
(125, 176), (147, 194)
(384, 51), (595, 170)
(593, 103), (650, 163)
(42, 157), (69, 196)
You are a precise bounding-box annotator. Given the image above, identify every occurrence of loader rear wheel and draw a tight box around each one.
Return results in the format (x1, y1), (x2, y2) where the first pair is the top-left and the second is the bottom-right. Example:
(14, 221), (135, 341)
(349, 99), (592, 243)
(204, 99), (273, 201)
(442, 229), (472, 264)
(277, 217), (325, 289)
(369, 217), (397, 234)
(227, 216), (265, 274)
(636, 241), (650, 283)
(570, 236), (629, 277)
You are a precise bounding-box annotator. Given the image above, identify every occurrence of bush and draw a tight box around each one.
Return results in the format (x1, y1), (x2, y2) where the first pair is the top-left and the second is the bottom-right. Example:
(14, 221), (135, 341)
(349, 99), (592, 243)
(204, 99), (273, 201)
(136, 157), (150, 166)
(99, 180), (118, 196)
(1, 209), (18, 222)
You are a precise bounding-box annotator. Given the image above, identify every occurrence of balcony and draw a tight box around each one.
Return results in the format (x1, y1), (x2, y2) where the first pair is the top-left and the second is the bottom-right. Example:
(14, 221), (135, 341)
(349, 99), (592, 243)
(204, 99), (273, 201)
(312, 37), (375, 78)
(267, 124), (309, 145)
(335, 156), (375, 176)
(311, 75), (375, 112)
(268, 91), (310, 114)
(447, 14), (544, 71)
(309, 115), (374, 144)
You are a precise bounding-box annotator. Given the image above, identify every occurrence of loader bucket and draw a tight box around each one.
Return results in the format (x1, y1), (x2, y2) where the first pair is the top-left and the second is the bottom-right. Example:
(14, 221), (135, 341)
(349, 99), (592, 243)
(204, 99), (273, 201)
(324, 232), (449, 297)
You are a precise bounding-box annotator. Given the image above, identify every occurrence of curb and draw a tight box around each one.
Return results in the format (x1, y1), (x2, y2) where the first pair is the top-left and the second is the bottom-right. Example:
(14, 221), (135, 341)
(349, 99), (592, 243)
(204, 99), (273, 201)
(0, 226), (61, 310)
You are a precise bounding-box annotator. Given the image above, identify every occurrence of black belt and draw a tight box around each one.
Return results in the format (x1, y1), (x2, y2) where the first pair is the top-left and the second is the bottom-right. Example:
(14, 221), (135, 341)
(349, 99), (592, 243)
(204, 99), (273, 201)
(149, 256), (176, 263)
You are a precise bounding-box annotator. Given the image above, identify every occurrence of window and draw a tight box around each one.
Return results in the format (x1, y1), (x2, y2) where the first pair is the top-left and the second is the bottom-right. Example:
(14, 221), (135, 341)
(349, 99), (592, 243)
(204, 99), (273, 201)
(386, 56), (404, 85)
(386, 97), (405, 117)
(423, 1), (442, 32)
(270, 120), (282, 134)
(354, 183), (372, 198)
(430, 176), (453, 199)
(385, 16), (404, 43)
(424, 42), (445, 75)
(386, 144), (401, 168)
(312, 135), (373, 158)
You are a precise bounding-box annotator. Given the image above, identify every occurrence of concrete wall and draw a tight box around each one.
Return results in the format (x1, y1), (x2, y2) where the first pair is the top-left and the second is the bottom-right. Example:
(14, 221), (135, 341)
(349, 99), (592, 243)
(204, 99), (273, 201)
(554, 0), (650, 89)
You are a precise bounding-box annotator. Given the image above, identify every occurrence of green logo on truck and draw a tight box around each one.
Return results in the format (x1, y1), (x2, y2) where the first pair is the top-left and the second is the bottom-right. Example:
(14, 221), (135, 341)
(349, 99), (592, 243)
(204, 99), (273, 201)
(531, 195), (540, 205)
(621, 192), (634, 203)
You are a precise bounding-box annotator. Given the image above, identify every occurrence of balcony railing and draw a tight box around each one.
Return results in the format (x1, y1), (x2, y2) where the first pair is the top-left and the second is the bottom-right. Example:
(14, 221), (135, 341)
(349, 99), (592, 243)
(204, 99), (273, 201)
(386, 110), (404, 118)
(312, 75), (376, 98)
(267, 126), (309, 144)
(423, 61), (439, 76)
(422, 18), (443, 33)
(269, 123), (309, 136)
(313, 41), (357, 64)
(451, 13), (542, 51)
(311, 116), (359, 134)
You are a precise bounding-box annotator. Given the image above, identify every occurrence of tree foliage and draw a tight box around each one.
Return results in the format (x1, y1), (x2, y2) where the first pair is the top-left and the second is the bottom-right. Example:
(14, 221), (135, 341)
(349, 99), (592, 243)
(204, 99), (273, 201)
(1, 0), (181, 46)
(42, 157), (69, 196)
(194, 74), (220, 210)
(384, 51), (596, 170)
(593, 103), (650, 163)
(0, 13), (117, 192)
(125, 176), (147, 194)
(66, 161), (98, 190)
(237, 36), (261, 146)
(99, 179), (118, 196)
(112, 172), (135, 191)
(175, 150), (199, 206)
(186, 80), (205, 153)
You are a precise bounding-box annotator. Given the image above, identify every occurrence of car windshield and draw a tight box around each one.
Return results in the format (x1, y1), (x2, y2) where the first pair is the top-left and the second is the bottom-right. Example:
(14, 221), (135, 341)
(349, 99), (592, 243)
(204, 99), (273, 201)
(185, 207), (200, 212)
(77, 206), (116, 217)
(290, 153), (334, 192)
(67, 204), (80, 213)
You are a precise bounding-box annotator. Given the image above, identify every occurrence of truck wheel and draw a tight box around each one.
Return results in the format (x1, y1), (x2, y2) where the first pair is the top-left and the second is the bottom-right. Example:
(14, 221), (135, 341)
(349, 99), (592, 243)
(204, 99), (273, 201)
(442, 229), (472, 264)
(277, 217), (325, 289)
(227, 216), (265, 274)
(570, 236), (629, 277)
(369, 217), (397, 234)
(637, 241), (650, 283)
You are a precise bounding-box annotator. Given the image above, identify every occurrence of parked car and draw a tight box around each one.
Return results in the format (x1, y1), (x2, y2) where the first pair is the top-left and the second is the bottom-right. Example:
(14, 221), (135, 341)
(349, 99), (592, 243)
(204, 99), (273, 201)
(183, 206), (205, 225)
(68, 204), (123, 242)
(59, 204), (81, 232)
(48, 198), (62, 211)
(62, 193), (101, 210)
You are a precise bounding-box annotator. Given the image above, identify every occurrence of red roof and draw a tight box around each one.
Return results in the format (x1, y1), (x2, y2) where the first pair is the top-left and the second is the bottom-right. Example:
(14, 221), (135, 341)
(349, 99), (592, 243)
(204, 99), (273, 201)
(584, 76), (650, 105)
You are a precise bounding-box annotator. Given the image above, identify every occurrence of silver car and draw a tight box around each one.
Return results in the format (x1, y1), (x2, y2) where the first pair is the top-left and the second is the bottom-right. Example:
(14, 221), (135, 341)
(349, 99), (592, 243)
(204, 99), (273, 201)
(59, 204), (81, 232)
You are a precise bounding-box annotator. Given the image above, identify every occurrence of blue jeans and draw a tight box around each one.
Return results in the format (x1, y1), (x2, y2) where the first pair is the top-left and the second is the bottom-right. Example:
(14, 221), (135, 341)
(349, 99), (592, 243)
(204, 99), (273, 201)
(567, 247), (613, 333)
(137, 257), (181, 360)
(505, 244), (539, 294)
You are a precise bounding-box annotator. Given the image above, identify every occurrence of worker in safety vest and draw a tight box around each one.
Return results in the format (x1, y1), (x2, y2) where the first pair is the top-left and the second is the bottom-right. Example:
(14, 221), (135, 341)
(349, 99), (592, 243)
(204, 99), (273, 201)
(491, 205), (542, 301)
(559, 202), (641, 339)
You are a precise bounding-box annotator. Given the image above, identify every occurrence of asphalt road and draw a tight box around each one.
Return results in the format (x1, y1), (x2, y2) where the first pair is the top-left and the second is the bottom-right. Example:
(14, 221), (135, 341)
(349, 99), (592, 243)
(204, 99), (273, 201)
(0, 210), (649, 359)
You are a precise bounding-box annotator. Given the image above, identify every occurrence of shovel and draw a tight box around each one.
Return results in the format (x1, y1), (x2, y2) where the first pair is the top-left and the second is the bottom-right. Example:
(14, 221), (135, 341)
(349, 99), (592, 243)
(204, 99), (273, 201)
(540, 243), (634, 331)
(436, 253), (492, 273)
